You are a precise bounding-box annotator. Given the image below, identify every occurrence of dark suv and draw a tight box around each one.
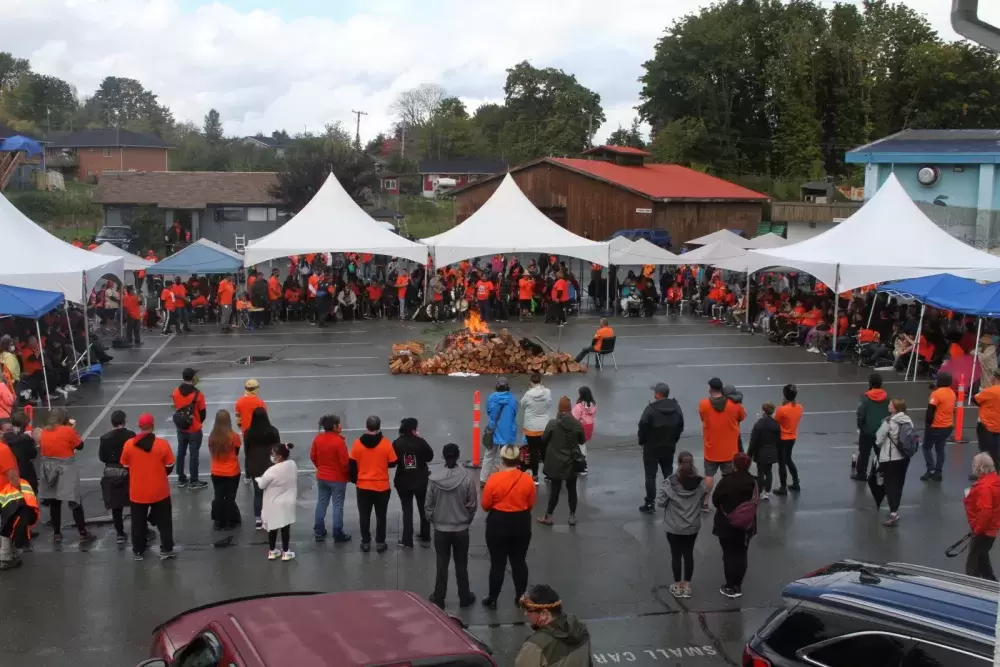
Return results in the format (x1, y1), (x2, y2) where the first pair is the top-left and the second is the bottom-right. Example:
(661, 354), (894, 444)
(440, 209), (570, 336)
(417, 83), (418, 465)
(743, 560), (996, 666)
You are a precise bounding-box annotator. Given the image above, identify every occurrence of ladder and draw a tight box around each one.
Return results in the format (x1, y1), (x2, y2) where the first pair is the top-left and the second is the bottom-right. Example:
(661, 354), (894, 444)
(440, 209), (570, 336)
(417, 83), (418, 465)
(0, 151), (23, 191)
(234, 234), (247, 253)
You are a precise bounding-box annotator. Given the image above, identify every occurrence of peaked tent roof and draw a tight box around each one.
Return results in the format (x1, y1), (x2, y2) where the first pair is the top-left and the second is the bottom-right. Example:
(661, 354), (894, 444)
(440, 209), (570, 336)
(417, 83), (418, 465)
(612, 238), (679, 265)
(93, 242), (153, 272)
(422, 174), (610, 267)
(744, 233), (790, 249)
(0, 284), (64, 318)
(747, 174), (1000, 291)
(876, 274), (981, 301)
(686, 228), (752, 247)
(608, 236), (636, 264)
(0, 193), (124, 303)
(677, 239), (747, 265)
(147, 239), (244, 275)
(243, 174), (427, 266)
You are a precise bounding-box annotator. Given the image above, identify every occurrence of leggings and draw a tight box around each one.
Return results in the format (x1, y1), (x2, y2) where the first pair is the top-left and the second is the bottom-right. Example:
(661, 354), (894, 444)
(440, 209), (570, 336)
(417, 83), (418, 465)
(485, 510), (531, 601)
(666, 532), (697, 582)
(268, 525), (291, 551)
(49, 501), (86, 535)
(546, 477), (578, 515)
(525, 435), (545, 478)
(777, 438), (798, 487)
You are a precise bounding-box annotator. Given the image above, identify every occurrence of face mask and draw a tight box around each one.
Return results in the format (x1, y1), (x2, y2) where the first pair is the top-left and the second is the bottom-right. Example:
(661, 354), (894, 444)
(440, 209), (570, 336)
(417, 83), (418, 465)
(269, 455), (277, 464)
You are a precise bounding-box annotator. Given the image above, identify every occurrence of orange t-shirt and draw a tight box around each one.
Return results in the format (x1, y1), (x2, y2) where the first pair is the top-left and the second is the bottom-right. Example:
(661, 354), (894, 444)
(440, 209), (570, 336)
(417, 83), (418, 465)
(171, 284), (188, 306)
(39, 424), (82, 459)
(800, 309), (822, 328)
(366, 285), (383, 302)
(552, 279), (568, 302)
(247, 275), (257, 290)
(308, 274), (320, 299)
(311, 431), (350, 483)
(171, 387), (207, 433)
(209, 431), (242, 477)
(121, 435), (175, 504)
(475, 280), (492, 301)
(235, 394), (267, 432)
(518, 277), (533, 300)
(697, 398), (746, 463)
(977, 386), (1000, 432)
(593, 326), (615, 352)
(481, 468), (536, 512)
(217, 280), (235, 307)
(123, 293), (141, 320)
(160, 288), (176, 311)
(267, 277), (282, 301)
(21, 344), (41, 375)
(350, 436), (397, 491)
(775, 402), (804, 440)
(948, 342), (966, 360)
(0, 442), (18, 477)
(395, 276), (409, 300)
(929, 386), (957, 428)
(191, 295), (208, 308)
(284, 288), (300, 303)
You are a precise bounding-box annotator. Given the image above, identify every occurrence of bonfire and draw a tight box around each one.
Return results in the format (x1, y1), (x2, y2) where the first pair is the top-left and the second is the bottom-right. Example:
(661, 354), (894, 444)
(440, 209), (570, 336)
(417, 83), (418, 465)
(389, 311), (584, 376)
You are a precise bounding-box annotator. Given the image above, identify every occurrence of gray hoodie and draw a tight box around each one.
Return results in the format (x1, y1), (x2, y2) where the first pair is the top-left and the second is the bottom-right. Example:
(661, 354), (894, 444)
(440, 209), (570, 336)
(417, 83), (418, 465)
(656, 473), (708, 535)
(425, 465), (478, 532)
(520, 384), (553, 434)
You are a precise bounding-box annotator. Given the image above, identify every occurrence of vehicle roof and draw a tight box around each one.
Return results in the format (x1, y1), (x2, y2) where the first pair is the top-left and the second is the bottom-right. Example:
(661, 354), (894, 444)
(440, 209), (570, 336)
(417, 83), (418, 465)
(161, 590), (485, 666)
(783, 560), (999, 642)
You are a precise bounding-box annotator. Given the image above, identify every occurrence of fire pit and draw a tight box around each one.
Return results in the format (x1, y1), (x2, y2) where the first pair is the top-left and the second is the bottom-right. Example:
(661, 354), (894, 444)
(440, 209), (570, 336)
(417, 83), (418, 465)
(389, 312), (584, 376)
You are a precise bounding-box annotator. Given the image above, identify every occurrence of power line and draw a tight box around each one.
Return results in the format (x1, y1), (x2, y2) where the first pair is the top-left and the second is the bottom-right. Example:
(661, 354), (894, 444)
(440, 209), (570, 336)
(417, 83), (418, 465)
(351, 109), (367, 148)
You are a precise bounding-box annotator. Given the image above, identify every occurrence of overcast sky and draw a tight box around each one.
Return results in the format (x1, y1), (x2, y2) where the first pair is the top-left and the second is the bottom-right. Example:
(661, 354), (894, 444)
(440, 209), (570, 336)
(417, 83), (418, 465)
(4, 0), (999, 144)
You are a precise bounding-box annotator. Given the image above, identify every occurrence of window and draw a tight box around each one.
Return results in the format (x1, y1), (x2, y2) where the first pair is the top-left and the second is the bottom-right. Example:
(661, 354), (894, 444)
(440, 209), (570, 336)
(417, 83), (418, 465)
(173, 632), (222, 667)
(763, 609), (866, 660)
(383, 179), (398, 191)
(901, 641), (990, 666)
(267, 207), (277, 221)
(103, 147), (112, 158)
(247, 207), (268, 222)
(213, 207), (245, 222)
(802, 632), (908, 667)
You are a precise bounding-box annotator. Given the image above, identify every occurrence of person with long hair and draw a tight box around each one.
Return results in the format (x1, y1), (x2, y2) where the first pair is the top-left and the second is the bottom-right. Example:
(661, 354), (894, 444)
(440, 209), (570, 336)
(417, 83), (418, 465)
(571, 387), (597, 471)
(244, 407), (281, 530)
(257, 443), (297, 561)
(208, 409), (242, 530)
(747, 403), (780, 500)
(875, 398), (914, 527)
(657, 451), (707, 598)
(38, 408), (94, 543)
(712, 453), (758, 599)
(537, 397), (585, 527)
(392, 417), (434, 548)
(773, 384), (803, 496)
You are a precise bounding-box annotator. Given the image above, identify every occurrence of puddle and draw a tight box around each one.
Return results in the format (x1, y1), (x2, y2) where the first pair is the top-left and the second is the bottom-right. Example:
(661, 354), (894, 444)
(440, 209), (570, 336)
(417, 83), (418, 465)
(237, 355), (273, 364)
(191, 349), (215, 356)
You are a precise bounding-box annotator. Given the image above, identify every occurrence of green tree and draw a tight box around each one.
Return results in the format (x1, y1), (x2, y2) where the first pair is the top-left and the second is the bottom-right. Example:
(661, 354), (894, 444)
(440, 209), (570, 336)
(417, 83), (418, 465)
(271, 135), (376, 212)
(0, 52), (29, 94)
(471, 102), (509, 155)
(203, 108), (223, 144)
(606, 118), (645, 148)
(85, 76), (174, 136)
(650, 118), (711, 167)
(6, 73), (78, 131)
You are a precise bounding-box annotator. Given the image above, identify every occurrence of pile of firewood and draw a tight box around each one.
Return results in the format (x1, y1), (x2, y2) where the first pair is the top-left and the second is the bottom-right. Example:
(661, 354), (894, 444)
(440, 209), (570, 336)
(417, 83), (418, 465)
(389, 330), (585, 375)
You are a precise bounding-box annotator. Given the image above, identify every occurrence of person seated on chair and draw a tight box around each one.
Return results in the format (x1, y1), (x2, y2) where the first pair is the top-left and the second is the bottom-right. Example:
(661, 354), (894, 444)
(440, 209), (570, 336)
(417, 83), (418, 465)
(190, 290), (209, 323)
(574, 318), (615, 363)
(665, 282), (683, 315)
(337, 283), (357, 320)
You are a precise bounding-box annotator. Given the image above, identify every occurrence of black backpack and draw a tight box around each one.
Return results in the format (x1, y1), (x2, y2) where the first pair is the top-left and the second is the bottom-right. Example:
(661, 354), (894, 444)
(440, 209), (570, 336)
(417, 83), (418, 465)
(172, 389), (199, 430)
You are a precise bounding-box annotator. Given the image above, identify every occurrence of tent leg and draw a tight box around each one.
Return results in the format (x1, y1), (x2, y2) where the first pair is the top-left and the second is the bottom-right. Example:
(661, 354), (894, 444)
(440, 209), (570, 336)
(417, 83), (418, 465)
(745, 271), (751, 331)
(36, 321), (50, 410)
(64, 303), (80, 384)
(866, 292), (879, 329)
(971, 318), (983, 405)
(831, 264), (841, 353)
(84, 300), (92, 367)
(907, 304), (926, 382)
(605, 268), (610, 316)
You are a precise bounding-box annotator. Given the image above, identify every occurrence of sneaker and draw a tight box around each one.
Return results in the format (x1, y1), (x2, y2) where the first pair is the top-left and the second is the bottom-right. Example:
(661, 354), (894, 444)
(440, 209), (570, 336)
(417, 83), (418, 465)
(360, 542), (371, 553)
(920, 471), (933, 482)
(116, 533), (127, 544)
(79, 531), (96, 543)
(281, 551), (296, 561)
(638, 503), (655, 515)
(720, 586), (742, 599)
(315, 532), (327, 542)
(133, 552), (144, 561)
(376, 542), (388, 553)
(159, 550), (176, 560)
(188, 480), (208, 490)
(255, 519), (264, 531)
(773, 487), (788, 496)
(267, 549), (281, 560)
(760, 492), (770, 501)
(788, 483), (801, 492)
(333, 533), (353, 544)
(682, 587), (692, 598)
(176, 480), (189, 489)
(397, 541), (414, 548)
(459, 594), (477, 608)
(578, 470), (588, 476)
(418, 537), (432, 548)
(884, 512), (900, 527)
(428, 595), (445, 609)
(931, 472), (943, 482)
(669, 583), (684, 598)
(481, 597), (498, 610)
(533, 477), (540, 487)
(567, 514), (577, 526)
(64, 385), (78, 393)
(536, 515), (554, 526)
(55, 387), (69, 398)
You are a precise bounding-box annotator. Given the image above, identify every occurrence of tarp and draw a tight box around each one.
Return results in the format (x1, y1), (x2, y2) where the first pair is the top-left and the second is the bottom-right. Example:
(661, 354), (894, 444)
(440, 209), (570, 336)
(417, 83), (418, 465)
(876, 274), (982, 302)
(744, 232), (790, 249)
(0, 192), (124, 303)
(243, 174), (427, 266)
(748, 174), (1000, 291)
(93, 242), (153, 272)
(0, 135), (43, 157)
(423, 174), (610, 267)
(918, 280), (1000, 317)
(147, 238), (244, 275)
(676, 239), (747, 266)
(611, 238), (678, 265)
(0, 284), (64, 318)
(686, 229), (753, 247)
(608, 237), (636, 264)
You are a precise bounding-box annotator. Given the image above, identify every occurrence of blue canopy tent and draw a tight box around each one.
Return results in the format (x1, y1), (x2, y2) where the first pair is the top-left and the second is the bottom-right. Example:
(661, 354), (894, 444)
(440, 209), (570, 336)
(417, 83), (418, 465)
(0, 284), (68, 409)
(0, 135), (43, 158)
(145, 238), (243, 275)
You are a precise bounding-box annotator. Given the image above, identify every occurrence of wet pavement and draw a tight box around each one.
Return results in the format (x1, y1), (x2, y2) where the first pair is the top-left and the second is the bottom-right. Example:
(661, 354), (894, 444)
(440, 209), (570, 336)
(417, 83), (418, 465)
(0, 314), (986, 666)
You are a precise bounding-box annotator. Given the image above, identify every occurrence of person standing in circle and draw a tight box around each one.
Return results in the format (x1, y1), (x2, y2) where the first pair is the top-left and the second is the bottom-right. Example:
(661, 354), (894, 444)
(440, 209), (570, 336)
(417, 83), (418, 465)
(207, 409), (242, 531)
(350, 415), (397, 553)
(392, 417), (434, 548)
(310, 415), (352, 543)
(712, 453), (757, 599)
(519, 374), (552, 484)
(570, 387), (597, 470)
(698, 378), (745, 507)
(773, 384), (803, 496)
(120, 413), (176, 561)
(426, 443), (478, 609)
(38, 409), (94, 543)
(244, 407), (280, 530)
(257, 443), (297, 561)
(922, 372), (955, 483)
(481, 445), (536, 610)
(171, 367), (207, 490)
(537, 397), (585, 527)
(98, 410), (135, 544)
(657, 451), (707, 598)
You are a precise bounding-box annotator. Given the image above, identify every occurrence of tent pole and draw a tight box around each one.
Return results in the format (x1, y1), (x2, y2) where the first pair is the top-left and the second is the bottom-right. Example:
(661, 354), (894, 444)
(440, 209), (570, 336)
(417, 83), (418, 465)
(64, 303), (79, 385)
(36, 321), (51, 410)
(866, 292), (879, 329)
(745, 270), (751, 330)
(82, 272), (92, 367)
(907, 304), (927, 382)
(971, 318), (983, 405)
(605, 266), (611, 316)
(831, 264), (841, 354)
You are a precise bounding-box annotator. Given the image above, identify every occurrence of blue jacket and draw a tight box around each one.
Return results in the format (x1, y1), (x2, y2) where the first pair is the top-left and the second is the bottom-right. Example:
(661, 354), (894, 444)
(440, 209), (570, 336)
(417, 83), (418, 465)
(487, 390), (518, 445)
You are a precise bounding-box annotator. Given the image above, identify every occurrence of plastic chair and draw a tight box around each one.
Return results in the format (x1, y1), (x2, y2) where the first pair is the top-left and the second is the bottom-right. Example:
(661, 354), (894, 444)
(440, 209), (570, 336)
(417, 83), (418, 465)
(584, 336), (618, 371)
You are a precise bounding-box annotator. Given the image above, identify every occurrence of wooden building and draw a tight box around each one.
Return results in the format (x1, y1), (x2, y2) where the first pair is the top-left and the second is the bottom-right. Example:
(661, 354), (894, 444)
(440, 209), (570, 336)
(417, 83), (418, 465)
(450, 146), (768, 244)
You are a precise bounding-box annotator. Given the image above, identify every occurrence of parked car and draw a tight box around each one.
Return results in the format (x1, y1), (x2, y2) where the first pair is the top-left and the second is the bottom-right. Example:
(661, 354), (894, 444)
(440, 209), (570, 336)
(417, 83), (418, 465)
(611, 228), (672, 250)
(743, 560), (996, 666)
(136, 590), (496, 667)
(95, 225), (136, 252)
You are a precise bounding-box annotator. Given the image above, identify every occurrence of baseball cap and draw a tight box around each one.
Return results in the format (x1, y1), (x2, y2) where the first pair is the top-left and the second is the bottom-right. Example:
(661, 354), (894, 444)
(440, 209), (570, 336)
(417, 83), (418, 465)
(182, 367), (197, 382)
(137, 413), (155, 430)
(650, 382), (670, 396)
(708, 377), (724, 391)
(245, 379), (260, 391)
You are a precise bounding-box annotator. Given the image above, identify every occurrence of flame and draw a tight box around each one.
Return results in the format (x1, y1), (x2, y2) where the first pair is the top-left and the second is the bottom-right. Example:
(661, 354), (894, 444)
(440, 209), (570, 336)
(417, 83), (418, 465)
(465, 310), (490, 334)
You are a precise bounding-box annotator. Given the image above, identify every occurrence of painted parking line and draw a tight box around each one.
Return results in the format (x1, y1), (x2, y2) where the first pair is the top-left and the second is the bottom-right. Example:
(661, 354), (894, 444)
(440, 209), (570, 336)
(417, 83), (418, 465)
(112, 372), (388, 384)
(83, 427), (366, 442)
(110, 356), (379, 365)
(642, 346), (774, 352)
(606, 323), (703, 328)
(135, 341), (375, 350)
(170, 329), (370, 338)
(677, 361), (829, 368)
(70, 396), (399, 409)
(619, 333), (746, 339)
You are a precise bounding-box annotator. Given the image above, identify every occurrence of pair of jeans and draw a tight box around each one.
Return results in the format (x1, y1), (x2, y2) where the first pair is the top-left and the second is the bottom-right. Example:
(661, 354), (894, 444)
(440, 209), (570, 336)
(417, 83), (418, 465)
(432, 529), (472, 603)
(478, 299), (490, 321)
(922, 426), (953, 474)
(125, 316), (141, 344)
(268, 525), (291, 551)
(966, 534), (997, 581)
(356, 488), (391, 544)
(485, 510), (531, 601)
(132, 497), (173, 555)
(777, 438), (798, 488)
(546, 477), (577, 515)
(314, 479), (347, 538)
(397, 485), (430, 546)
(857, 432), (876, 478)
(666, 532), (697, 582)
(175, 429), (203, 484)
(210, 474), (241, 528)
(480, 445), (500, 483)
(719, 535), (748, 588)
(574, 346), (596, 363)
(642, 446), (673, 504)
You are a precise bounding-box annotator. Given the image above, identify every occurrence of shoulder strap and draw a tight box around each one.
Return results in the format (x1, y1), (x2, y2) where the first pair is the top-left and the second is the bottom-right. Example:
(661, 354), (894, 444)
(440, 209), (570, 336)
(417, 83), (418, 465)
(494, 471), (524, 505)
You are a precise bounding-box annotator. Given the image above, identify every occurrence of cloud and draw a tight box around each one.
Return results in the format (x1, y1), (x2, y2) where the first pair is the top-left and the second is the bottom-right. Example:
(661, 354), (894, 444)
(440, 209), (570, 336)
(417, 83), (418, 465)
(3, 0), (996, 148)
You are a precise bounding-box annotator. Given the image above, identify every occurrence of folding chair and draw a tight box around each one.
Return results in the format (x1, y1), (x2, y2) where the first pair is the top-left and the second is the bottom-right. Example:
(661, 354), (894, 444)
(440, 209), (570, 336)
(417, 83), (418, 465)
(584, 336), (618, 371)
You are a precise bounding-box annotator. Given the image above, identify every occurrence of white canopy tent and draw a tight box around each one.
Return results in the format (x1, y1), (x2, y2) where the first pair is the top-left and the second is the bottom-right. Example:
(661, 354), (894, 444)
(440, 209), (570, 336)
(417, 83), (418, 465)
(744, 233), (790, 250)
(93, 242), (153, 272)
(243, 174), (427, 266)
(686, 229), (754, 248)
(612, 238), (679, 265)
(422, 174), (610, 267)
(0, 192), (124, 303)
(676, 239), (748, 265)
(608, 236), (636, 264)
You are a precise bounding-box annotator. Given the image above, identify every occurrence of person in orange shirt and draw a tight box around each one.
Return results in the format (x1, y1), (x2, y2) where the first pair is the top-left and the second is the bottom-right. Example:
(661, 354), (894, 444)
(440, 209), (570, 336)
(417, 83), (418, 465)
(365, 281), (384, 319)
(481, 445), (536, 608)
(160, 281), (180, 334)
(773, 385), (803, 495)
(267, 268), (283, 324)
(974, 369), (1000, 467)
(550, 272), (568, 325)
(217, 275), (235, 332)
(122, 285), (142, 346)
(475, 275), (494, 321)
(120, 413), (176, 560)
(171, 276), (192, 333)
(697, 378), (747, 499)
(922, 372), (956, 482)
(235, 378), (267, 436)
(312, 414), (352, 542)
(71, 238), (83, 248)
(208, 409), (242, 530)
(517, 274), (534, 320)
(349, 415), (397, 552)
(574, 318), (615, 363)
(307, 272), (321, 323)
(171, 367), (208, 489)
(38, 408), (95, 542)
(395, 270), (410, 321)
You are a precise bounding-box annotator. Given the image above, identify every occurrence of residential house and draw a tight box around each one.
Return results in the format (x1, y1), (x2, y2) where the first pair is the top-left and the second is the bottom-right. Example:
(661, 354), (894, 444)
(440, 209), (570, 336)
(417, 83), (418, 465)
(241, 135), (287, 157)
(846, 129), (1000, 249)
(768, 178), (862, 243)
(379, 172), (400, 195)
(46, 128), (171, 182)
(450, 145), (768, 242)
(418, 158), (507, 198)
(93, 171), (287, 250)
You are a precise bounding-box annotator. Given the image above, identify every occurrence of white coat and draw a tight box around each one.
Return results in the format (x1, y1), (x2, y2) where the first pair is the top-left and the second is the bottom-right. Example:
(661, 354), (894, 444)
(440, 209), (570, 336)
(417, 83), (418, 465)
(256, 459), (298, 530)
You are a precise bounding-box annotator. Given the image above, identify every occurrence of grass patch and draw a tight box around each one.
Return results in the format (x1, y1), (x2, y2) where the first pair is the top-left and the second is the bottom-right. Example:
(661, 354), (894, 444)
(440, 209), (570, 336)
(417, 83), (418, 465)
(396, 196), (455, 239)
(6, 186), (102, 240)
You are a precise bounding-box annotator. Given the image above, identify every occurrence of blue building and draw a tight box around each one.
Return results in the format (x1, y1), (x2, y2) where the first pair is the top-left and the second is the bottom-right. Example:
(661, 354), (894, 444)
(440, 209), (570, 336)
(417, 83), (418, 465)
(845, 129), (1000, 249)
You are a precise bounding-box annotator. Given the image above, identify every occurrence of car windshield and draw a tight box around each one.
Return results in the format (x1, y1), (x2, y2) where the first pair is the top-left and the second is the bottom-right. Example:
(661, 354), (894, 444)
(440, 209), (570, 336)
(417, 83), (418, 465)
(99, 227), (131, 239)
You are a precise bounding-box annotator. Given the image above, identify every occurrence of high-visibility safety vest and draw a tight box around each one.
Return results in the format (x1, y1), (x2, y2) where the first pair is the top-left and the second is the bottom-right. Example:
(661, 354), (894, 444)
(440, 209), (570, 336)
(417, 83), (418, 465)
(0, 478), (40, 537)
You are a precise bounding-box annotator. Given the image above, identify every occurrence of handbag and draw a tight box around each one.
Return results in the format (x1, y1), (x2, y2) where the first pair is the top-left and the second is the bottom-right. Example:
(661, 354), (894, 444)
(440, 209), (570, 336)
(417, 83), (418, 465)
(172, 389), (200, 430)
(945, 532), (973, 558)
(482, 402), (507, 449)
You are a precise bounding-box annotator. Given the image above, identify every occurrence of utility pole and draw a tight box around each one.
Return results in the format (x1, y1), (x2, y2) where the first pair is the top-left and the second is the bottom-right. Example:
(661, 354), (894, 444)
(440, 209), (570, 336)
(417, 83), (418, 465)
(587, 113), (593, 149)
(351, 109), (367, 150)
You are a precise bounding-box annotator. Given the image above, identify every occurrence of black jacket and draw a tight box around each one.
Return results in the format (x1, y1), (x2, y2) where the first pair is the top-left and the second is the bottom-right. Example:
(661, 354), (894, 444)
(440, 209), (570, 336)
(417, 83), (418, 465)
(637, 398), (684, 450)
(244, 425), (281, 478)
(392, 433), (434, 491)
(746, 416), (779, 466)
(2, 432), (37, 492)
(712, 470), (758, 541)
(99, 427), (136, 468)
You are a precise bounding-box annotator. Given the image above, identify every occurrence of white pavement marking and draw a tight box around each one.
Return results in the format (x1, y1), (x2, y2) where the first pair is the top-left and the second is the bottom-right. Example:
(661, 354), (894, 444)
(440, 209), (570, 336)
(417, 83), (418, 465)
(84, 427), (365, 442)
(141, 341), (374, 350)
(115, 372), (387, 384)
(677, 361), (829, 368)
(605, 323), (703, 328)
(802, 407), (935, 416)
(642, 346), (774, 352)
(619, 333), (745, 339)
(80, 333), (175, 441)
(738, 380), (911, 389)
(111, 356), (378, 365)
(172, 329), (368, 338)
(72, 396), (398, 409)
(82, 466), (322, 483)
